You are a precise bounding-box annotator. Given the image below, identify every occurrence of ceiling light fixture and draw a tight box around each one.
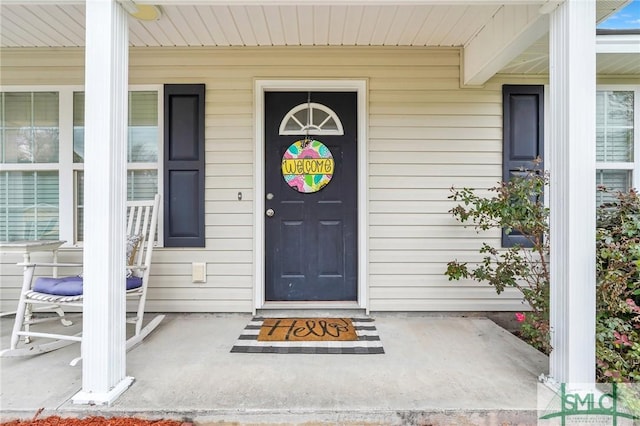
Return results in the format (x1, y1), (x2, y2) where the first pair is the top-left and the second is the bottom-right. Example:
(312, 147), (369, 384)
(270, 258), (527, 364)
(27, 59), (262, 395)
(120, 1), (162, 21)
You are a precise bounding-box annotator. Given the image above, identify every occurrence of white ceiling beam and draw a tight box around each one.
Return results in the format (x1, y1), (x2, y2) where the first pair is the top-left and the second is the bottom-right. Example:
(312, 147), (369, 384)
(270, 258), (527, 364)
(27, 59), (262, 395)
(462, 4), (549, 86)
(596, 34), (640, 54)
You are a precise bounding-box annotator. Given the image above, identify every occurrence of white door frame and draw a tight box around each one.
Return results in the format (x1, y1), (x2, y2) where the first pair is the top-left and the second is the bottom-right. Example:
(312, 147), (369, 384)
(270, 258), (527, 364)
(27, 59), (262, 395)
(254, 79), (368, 312)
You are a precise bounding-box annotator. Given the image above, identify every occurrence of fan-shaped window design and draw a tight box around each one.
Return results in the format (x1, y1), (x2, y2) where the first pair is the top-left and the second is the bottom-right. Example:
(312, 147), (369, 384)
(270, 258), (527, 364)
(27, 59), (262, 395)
(279, 102), (344, 136)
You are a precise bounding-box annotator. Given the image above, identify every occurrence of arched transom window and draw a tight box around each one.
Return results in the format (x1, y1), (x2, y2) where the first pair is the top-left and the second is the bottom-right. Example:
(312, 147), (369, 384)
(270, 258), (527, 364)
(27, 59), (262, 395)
(279, 102), (344, 136)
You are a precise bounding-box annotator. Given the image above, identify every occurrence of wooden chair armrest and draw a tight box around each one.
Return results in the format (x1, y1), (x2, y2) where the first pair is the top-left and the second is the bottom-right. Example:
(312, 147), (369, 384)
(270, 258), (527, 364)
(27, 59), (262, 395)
(126, 265), (148, 271)
(16, 262), (83, 268)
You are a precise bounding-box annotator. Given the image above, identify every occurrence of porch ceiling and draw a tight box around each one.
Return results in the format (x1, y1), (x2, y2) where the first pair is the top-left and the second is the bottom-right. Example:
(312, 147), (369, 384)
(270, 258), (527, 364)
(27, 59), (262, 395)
(503, 33), (640, 75)
(0, 1), (635, 75)
(0, 1), (626, 48)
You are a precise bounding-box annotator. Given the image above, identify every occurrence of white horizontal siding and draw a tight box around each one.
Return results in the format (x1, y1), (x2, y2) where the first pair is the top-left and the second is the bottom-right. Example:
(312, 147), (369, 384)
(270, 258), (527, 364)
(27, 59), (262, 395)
(0, 46), (546, 313)
(366, 61), (532, 311)
(370, 225), (489, 239)
(371, 299), (528, 311)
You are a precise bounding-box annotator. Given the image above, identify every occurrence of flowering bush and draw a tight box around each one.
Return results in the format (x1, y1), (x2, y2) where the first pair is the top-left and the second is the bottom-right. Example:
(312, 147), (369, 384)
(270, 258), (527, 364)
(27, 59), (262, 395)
(445, 169), (640, 382)
(595, 189), (640, 382)
(445, 166), (551, 354)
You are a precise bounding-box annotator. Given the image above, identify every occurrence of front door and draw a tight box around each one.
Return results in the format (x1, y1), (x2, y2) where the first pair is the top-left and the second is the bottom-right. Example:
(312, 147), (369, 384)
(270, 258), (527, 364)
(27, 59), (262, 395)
(265, 91), (357, 301)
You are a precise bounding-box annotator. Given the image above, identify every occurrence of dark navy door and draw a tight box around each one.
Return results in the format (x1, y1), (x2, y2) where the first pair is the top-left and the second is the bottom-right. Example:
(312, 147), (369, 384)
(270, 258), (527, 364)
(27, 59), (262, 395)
(265, 92), (357, 301)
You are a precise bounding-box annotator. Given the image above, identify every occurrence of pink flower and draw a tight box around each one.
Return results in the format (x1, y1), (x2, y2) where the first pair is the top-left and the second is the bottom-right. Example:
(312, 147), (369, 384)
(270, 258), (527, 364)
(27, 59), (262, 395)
(515, 312), (526, 322)
(613, 331), (632, 347)
(626, 298), (640, 314)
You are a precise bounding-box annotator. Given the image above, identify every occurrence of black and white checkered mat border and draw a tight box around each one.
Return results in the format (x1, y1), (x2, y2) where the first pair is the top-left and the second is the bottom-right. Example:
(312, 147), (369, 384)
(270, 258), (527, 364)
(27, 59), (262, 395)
(230, 317), (384, 354)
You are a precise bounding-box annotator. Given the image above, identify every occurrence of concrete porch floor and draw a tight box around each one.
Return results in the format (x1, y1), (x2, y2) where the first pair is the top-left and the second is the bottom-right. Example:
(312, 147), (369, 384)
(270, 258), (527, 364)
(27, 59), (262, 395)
(0, 313), (548, 425)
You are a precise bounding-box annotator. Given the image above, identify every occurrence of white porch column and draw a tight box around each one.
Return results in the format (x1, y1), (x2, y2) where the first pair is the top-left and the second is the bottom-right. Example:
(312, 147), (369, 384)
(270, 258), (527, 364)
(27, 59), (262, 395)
(548, 0), (596, 385)
(72, 0), (131, 405)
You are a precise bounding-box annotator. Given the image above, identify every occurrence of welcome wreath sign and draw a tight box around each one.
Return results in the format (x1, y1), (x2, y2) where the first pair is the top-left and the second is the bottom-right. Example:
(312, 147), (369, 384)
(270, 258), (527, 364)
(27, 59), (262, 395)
(281, 139), (334, 193)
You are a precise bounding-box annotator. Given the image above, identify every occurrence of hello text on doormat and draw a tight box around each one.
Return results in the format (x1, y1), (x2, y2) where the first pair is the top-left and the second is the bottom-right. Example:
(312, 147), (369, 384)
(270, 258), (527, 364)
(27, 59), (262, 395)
(230, 317), (384, 354)
(257, 318), (358, 341)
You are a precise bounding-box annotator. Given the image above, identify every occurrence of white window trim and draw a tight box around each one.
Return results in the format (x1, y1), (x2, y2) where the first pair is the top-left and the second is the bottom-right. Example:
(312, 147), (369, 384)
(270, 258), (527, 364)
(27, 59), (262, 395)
(0, 84), (164, 247)
(596, 85), (640, 191)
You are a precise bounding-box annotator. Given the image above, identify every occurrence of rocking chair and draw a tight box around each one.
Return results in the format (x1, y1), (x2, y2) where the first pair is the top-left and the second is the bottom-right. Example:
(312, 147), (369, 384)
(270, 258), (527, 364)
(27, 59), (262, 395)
(0, 194), (164, 364)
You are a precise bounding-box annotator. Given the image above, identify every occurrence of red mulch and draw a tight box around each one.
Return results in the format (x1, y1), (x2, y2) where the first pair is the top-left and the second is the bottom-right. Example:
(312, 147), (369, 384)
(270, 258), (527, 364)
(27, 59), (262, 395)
(1, 416), (190, 426)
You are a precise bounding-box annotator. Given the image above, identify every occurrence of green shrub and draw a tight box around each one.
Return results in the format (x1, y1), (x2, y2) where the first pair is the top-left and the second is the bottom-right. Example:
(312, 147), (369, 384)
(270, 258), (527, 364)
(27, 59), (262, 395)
(445, 169), (640, 382)
(445, 168), (551, 354)
(596, 189), (640, 382)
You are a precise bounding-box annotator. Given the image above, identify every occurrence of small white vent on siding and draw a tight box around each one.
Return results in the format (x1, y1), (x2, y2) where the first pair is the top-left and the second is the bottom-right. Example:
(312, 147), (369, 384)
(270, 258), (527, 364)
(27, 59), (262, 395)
(279, 102), (344, 136)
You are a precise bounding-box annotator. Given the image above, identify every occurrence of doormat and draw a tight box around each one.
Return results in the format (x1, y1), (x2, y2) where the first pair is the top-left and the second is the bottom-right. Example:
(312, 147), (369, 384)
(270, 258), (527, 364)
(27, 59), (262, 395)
(257, 318), (358, 341)
(231, 317), (384, 354)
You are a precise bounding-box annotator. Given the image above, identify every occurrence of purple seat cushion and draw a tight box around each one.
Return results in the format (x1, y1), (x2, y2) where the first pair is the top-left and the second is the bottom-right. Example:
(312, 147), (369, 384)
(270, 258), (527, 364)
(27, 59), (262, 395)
(33, 276), (83, 296)
(126, 276), (143, 290)
(33, 275), (143, 296)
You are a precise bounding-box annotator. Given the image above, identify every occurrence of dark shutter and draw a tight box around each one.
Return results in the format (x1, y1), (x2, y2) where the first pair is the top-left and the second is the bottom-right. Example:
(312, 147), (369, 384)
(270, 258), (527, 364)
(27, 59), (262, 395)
(502, 85), (544, 248)
(164, 84), (205, 247)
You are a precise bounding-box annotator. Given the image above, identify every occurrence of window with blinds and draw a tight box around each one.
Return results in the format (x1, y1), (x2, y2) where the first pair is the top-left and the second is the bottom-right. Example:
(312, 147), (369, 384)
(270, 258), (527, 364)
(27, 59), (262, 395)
(0, 92), (60, 241)
(73, 91), (159, 241)
(596, 89), (636, 205)
(0, 171), (59, 241)
(75, 169), (158, 241)
(0, 87), (161, 244)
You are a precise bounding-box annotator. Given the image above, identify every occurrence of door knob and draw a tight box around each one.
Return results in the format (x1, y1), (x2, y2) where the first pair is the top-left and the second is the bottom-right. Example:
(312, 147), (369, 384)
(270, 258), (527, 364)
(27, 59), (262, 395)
(266, 208), (275, 217)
